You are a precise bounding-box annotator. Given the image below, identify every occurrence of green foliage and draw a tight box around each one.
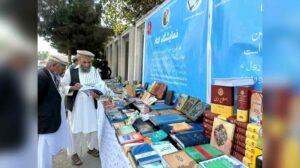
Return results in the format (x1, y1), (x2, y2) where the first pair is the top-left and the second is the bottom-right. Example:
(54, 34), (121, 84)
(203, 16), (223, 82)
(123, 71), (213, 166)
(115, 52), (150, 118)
(101, 0), (164, 35)
(38, 0), (113, 61)
(38, 51), (50, 60)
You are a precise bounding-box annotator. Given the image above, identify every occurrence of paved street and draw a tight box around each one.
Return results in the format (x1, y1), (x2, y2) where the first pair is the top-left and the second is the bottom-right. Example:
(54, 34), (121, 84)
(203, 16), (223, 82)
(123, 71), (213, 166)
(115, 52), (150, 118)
(53, 150), (100, 168)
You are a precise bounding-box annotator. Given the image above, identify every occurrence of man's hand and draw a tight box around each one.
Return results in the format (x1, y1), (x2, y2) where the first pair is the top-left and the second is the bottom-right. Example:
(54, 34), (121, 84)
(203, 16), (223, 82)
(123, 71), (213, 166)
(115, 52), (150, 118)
(90, 91), (100, 99)
(70, 83), (82, 91)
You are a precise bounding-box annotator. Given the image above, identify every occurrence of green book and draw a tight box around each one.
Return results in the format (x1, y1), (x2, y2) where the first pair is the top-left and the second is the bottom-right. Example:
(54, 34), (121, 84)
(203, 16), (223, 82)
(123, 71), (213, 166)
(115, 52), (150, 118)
(118, 125), (136, 135)
(146, 130), (168, 142)
(184, 147), (204, 162)
(200, 144), (223, 157)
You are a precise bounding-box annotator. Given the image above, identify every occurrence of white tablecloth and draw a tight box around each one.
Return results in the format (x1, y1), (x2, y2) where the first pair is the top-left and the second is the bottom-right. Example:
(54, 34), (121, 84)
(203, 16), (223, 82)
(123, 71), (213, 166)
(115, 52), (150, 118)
(98, 115), (131, 168)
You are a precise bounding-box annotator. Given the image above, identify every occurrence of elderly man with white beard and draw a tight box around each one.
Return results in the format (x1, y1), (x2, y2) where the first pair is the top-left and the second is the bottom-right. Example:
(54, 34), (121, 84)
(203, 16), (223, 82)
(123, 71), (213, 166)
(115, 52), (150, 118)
(61, 50), (113, 166)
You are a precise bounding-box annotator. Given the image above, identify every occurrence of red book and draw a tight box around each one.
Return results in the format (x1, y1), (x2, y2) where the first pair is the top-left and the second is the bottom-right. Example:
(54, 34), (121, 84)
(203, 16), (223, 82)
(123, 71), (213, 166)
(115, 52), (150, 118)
(237, 87), (251, 110)
(234, 133), (246, 143)
(235, 127), (247, 136)
(227, 116), (249, 129)
(204, 110), (219, 120)
(156, 83), (167, 100)
(232, 151), (245, 162)
(211, 85), (234, 106)
(232, 145), (246, 155)
(234, 140), (246, 149)
(203, 118), (214, 125)
(203, 122), (213, 131)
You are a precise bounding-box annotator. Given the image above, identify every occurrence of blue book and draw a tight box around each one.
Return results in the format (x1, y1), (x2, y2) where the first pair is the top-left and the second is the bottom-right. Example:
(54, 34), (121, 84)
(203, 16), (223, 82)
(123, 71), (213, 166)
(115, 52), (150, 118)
(175, 122), (204, 134)
(131, 144), (161, 166)
(150, 104), (174, 110)
(141, 161), (164, 168)
(107, 111), (128, 123)
(171, 130), (209, 149)
(150, 114), (187, 126)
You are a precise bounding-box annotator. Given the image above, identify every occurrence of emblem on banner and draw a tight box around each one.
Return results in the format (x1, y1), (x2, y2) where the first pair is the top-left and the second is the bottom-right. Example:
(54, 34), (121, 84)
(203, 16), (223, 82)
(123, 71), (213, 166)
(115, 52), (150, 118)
(162, 8), (170, 27)
(187, 0), (202, 12)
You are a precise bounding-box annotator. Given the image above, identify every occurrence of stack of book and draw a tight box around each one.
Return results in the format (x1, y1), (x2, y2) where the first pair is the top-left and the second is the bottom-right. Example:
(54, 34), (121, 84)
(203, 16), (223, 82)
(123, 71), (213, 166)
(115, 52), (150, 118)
(203, 110), (218, 138)
(132, 118), (155, 135)
(152, 141), (178, 156)
(130, 143), (161, 166)
(170, 130), (209, 149)
(211, 85), (234, 118)
(184, 144), (224, 162)
(150, 114), (187, 126)
(227, 117), (262, 167)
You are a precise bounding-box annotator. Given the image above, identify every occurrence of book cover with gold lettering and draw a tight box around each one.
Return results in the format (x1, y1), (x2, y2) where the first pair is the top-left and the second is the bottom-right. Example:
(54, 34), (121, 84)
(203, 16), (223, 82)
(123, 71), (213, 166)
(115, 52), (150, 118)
(211, 85), (234, 117)
(249, 90), (263, 125)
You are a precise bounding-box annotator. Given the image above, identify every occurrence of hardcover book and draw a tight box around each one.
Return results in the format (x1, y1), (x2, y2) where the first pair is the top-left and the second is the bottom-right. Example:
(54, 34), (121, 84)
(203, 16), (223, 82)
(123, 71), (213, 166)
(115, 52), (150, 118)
(141, 162), (164, 168)
(199, 155), (244, 168)
(150, 104), (174, 111)
(180, 97), (199, 114)
(163, 151), (198, 168)
(169, 122), (193, 133)
(249, 90), (263, 125)
(204, 118), (214, 125)
(164, 90), (174, 105)
(146, 130), (168, 142)
(123, 142), (144, 155)
(149, 114), (187, 126)
(155, 83), (167, 100)
(184, 144), (223, 162)
(175, 94), (189, 111)
(117, 125), (136, 135)
(185, 102), (210, 121)
(131, 144), (161, 166)
(204, 110), (219, 120)
(133, 118), (155, 135)
(152, 141), (178, 156)
(171, 130), (208, 149)
(211, 85), (234, 118)
(227, 117), (249, 129)
(112, 122), (125, 129)
(107, 110), (128, 123)
(210, 118), (235, 155)
(237, 87), (251, 110)
(118, 132), (144, 144)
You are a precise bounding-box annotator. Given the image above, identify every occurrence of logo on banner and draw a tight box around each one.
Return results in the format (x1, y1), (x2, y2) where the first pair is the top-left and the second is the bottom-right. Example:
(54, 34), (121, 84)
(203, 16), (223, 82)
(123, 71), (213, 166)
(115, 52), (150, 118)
(162, 8), (170, 27)
(187, 0), (202, 12)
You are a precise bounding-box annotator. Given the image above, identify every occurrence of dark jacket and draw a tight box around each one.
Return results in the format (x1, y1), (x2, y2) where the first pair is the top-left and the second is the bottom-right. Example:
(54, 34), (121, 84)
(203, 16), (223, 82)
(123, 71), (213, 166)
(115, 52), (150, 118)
(38, 68), (61, 134)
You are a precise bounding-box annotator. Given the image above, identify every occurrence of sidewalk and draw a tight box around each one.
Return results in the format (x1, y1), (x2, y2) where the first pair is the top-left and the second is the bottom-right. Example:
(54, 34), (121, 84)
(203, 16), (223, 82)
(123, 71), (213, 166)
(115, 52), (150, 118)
(53, 150), (100, 168)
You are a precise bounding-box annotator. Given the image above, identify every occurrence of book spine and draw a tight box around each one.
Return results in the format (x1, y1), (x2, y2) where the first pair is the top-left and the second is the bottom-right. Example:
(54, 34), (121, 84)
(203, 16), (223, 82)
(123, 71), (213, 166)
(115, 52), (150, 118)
(203, 123), (213, 132)
(232, 145), (246, 155)
(203, 110), (219, 120)
(234, 133), (247, 143)
(203, 118), (214, 125)
(237, 87), (250, 110)
(210, 103), (234, 118)
(234, 140), (246, 149)
(235, 127), (247, 136)
(232, 151), (244, 162)
(246, 130), (259, 141)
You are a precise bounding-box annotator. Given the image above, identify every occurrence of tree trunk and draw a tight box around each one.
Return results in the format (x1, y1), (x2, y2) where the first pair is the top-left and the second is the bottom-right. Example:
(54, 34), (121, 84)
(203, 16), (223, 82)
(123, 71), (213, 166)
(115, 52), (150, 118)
(67, 49), (71, 63)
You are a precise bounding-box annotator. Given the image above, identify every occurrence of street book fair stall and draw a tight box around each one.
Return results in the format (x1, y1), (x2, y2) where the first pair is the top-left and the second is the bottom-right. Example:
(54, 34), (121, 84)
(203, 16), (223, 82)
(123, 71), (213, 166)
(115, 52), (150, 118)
(99, 0), (262, 168)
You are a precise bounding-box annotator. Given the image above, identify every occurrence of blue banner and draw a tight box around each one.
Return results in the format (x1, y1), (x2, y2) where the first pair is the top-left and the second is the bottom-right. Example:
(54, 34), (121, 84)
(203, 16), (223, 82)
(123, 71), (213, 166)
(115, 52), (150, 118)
(144, 0), (209, 101)
(211, 0), (263, 90)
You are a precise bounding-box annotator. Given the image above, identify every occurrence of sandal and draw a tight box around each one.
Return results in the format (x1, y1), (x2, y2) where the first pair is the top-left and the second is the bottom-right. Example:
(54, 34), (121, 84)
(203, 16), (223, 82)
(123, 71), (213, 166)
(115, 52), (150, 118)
(87, 148), (99, 157)
(71, 153), (83, 166)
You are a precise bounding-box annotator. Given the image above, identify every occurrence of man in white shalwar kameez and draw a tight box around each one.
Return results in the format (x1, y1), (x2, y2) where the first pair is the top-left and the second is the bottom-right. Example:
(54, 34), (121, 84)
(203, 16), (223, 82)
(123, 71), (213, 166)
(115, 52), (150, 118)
(61, 50), (113, 165)
(38, 55), (71, 168)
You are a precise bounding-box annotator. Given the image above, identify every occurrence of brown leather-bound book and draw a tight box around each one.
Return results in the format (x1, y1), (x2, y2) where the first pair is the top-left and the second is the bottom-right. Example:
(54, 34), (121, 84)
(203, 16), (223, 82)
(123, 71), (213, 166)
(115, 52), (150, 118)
(211, 85), (234, 106)
(204, 110), (218, 120)
(232, 151), (245, 162)
(203, 122), (213, 131)
(234, 140), (246, 149)
(235, 127), (247, 136)
(156, 83), (167, 100)
(234, 133), (247, 143)
(237, 87), (251, 110)
(227, 116), (249, 129)
(232, 145), (246, 155)
(203, 118), (214, 125)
